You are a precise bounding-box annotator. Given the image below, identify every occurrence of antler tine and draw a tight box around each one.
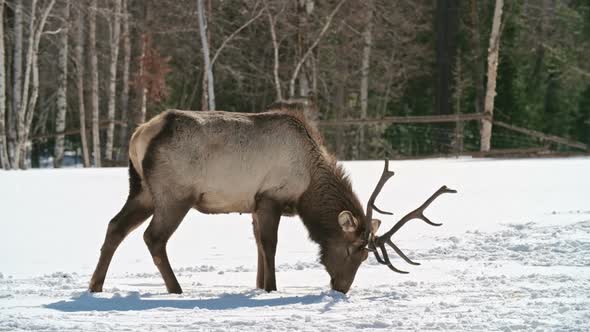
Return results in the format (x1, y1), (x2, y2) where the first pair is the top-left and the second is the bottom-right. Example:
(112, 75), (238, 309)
(372, 205), (393, 216)
(385, 238), (420, 266)
(365, 160), (395, 222)
(377, 185), (456, 242)
(372, 243), (409, 274)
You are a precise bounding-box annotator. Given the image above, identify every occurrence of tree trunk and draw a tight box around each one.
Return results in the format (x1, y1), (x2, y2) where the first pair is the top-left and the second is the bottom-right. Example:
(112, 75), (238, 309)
(14, 0), (37, 168)
(335, 83), (345, 158)
(89, 0), (101, 167)
(296, 0), (314, 98)
(435, 0), (458, 153)
(138, 34), (148, 123)
(15, 0), (56, 169)
(76, 1), (90, 167)
(470, 0), (485, 116)
(9, 0), (24, 168)
(0, 0), (9, 169)
(137, 1), (149, 124)
(105, 0), (121, 160)
(453, 53), (464, 155)
(54, 0), (71, 168)
(197, 0), (215, 110)
(480, 0), (504, 152)
(118, 0), (131, 161)
(264, 1), (282, 101)
(359, 0), (374, 159)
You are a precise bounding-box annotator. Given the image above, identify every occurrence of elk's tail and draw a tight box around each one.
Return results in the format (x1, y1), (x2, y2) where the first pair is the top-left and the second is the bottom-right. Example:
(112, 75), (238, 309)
(128, 159), (143, 200)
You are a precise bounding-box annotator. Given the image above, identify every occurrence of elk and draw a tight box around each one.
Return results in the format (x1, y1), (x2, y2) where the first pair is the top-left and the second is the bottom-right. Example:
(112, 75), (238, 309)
(88, 102), (455, 294)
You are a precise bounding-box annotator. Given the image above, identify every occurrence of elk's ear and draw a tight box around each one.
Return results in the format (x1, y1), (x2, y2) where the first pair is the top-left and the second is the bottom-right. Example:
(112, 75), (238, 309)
(371, 219), (382, 235)
(338, 211), (358, 233)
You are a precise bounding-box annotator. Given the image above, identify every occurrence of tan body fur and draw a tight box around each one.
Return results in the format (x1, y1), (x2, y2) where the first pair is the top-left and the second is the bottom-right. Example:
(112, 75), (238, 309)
(130, 110), (315, 214)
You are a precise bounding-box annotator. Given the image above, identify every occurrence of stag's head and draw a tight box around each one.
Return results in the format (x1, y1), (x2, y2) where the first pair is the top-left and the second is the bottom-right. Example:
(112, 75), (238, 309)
(322, 160), (456, 294)
(320, 209), (381, 294)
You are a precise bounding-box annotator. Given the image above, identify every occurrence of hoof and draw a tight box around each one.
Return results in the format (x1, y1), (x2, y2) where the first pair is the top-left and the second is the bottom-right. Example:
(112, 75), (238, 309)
(167, 287), (183, 294)
(88, 282), (103, 293)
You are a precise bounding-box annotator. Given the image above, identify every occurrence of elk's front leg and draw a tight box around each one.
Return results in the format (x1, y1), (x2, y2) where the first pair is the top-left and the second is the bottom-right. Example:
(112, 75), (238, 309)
(252, 219), (265, 289)
(253, 197), (282, 292)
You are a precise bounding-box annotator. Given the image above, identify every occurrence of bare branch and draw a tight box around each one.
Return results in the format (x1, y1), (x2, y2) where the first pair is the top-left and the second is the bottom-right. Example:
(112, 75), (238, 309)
(211, 5), (264, 66)
(288, 0), (348, 98)
(264, 0), (283, 101)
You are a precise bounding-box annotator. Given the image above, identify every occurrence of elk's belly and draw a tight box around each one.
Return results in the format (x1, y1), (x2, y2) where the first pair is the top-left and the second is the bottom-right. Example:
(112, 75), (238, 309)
(190, 164), (308, 215)
(193, 191), (255, 214)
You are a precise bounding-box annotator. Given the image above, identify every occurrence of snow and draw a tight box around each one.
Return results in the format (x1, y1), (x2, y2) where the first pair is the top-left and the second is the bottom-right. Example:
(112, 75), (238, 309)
(1, 158), (589, 331)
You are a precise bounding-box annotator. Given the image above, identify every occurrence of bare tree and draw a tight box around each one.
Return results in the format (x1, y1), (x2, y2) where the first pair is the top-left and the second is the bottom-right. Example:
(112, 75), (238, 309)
(197, 0), (215, 110)
(76, 1), (90, 167)
(118, 0), (131, 160)
(14, 0), (56, 168)
(470, 0), (484, 117)
(137, 2), (150, 124)
(0, 0), (9, 169)
(359, 0), (374, 159)
(54, 0), (71, 168)
(105, 0), (122, 160)
(295, 0), (314, 97)
(264, 0), (283, 101)
(89, 0), (101, 166)
(480, 0), (504, 152)
(288, 0), (347, 98)
(9, 0), (24, 168)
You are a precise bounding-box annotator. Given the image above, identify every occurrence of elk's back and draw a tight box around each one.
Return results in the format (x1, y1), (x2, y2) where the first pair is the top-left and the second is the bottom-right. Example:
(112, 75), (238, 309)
(129, 110), (316, 214)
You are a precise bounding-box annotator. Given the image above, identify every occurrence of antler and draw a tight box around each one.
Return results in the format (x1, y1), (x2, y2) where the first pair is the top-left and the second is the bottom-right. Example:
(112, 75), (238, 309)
(370, 185), (457, 273)
(365, 160), (395, 222)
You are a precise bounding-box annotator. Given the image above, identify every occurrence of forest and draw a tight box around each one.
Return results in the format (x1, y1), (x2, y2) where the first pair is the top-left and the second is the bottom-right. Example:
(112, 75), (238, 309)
(0, 0), (589, 169)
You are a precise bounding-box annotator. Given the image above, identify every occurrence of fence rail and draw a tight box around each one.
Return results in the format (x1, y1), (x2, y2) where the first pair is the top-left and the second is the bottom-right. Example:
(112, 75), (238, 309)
(319, 113), (487, 126)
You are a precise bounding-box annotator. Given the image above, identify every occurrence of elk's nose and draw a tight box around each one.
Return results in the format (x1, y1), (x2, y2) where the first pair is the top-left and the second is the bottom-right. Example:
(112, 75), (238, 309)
(330, 278), (350, 294)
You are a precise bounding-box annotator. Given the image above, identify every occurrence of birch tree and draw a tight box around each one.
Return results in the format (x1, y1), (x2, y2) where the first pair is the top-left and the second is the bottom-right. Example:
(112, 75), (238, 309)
(75, 1), (90, 167)
(14, 0), (56, 168)
(9, 0), (24, 168)
(480, 0), (504, 152)
(118, 0), (131, 160)
(264, 0), (282, 101)
(105, 0), (122, 160)
(89, 0), (101, 166)
(197, 0), (215, 110)
(296, 0), (314, 97)
(0, 0), (9, 169)
(54, 0), (71, 168)
(137, 2), (149, 124)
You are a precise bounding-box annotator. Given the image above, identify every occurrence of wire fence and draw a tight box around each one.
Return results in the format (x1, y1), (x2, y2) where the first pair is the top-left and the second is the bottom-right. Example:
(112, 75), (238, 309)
(320, 114), (589, 160)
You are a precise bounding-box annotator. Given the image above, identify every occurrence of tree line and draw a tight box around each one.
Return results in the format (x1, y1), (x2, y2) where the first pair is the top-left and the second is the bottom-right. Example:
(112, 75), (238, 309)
(0, 0), (589, 169)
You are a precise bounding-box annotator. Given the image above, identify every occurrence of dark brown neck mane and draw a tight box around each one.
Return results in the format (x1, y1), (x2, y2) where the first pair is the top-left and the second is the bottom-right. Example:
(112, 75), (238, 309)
(296, 163), (366, 247)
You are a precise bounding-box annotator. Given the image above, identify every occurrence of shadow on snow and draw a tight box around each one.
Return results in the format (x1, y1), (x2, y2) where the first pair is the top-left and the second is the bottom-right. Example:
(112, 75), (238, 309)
(44, 290), (346, 312)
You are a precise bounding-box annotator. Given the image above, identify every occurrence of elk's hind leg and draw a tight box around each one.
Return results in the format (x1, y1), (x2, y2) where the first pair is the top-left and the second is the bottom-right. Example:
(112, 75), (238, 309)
(143, 199), (191, 294)
(89, 190), (153, 292)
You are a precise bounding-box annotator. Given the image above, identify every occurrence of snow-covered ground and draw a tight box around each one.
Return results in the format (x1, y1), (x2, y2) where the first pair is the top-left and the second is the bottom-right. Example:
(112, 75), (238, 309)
(0, 158), (589, 331)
